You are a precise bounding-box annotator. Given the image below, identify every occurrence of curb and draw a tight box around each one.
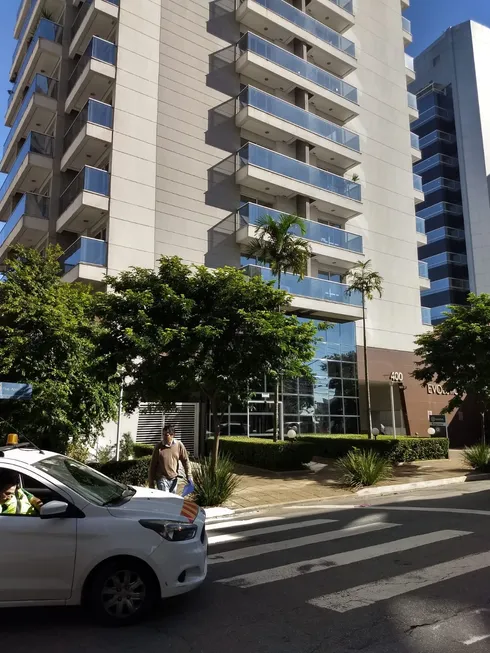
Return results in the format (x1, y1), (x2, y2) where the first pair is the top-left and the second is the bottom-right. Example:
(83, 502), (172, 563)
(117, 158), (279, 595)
(205, 473), (490, 521)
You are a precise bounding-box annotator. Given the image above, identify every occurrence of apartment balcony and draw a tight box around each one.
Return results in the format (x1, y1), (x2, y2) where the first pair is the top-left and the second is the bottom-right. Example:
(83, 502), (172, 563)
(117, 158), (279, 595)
(0, 193), (49, 263)
(418, 130), (456, 149)
(413, 173), (424, 204)
(57, 166), (109, 233)
(413, 153), (459, 176)
(421, 306), (431, 326)
(61, 99), (113, 171)
(236, 87), (361, 171)
(407, 92), (419, 121)
(418, 260), (430, 290)
(235, 203), (363, 269)
(401, 0), (410, 8)
(305, 0), (355, 34)
(236, 33), (358, 123)
(60, 236), (107, 285)
(402, 16), (412, 45)
(65, 37), (117, 113)
(236, 143), (362, 219)
(416, 202), (463, 221)
(405, 53), (415, 83)
(10, 0), (63, 82)
(410, 132), (421, 162)
(243, 264), (363, 320)
(236, 0), (356, 77)
(70, 0), (120, 58)
(5, 20), (62, 128)
(423, 177), (461, 196)
(416, 216), (427, 246)
(0, 132), (53, 221)
(1, 75), (57, 174)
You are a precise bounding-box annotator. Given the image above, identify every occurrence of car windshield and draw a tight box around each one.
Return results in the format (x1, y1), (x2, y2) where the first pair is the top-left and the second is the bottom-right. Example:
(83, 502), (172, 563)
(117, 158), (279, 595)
(33, 455), (132, 506)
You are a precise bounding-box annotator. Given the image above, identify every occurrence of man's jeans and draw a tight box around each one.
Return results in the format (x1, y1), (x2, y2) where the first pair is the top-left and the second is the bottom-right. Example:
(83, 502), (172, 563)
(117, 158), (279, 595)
(156, 477), (178, 493)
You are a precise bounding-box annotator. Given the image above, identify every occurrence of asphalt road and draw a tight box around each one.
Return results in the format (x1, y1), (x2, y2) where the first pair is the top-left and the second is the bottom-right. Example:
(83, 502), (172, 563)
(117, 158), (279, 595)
(3, 481), (490, 653)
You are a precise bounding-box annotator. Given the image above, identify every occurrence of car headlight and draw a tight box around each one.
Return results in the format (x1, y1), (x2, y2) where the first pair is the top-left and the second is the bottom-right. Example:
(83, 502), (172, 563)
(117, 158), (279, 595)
(139, 519), (198, 542)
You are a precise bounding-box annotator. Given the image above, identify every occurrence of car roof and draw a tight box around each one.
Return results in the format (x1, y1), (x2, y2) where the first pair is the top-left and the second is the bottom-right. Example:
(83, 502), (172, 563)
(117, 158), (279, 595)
(0, 446), (58, 467)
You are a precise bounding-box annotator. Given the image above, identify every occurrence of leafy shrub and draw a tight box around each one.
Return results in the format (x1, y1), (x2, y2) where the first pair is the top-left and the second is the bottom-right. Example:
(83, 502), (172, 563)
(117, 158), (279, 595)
(133, 443), (154, 458)
(91, 457), (151, 486)
(192, 454), (239, 507)
(463, 442), (490, 471)
(298, 435), (448, 464)
(66, 439), (90, 463)
(96, 443), (115, 464)
(119, 432), (134, 461)
(214, 437), (315, 471)
(337, 449), (392, 489)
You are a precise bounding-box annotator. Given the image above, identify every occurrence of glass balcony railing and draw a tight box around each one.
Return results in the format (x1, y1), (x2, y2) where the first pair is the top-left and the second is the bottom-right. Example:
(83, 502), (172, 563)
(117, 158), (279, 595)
(423, 178), (461, 194)
(237, 203), (363, 253)
(402, 16), (411, 34)
(416, 217), (425, 234)
(243, 264), (362, 306)
(240, 0), (355, 57)
(238, 86), (360, 152)
(59, 166), (110, 215)
(407, 92), (418, 110)
(427, 226), (465, 244)
(410, 132), (420, 150)
(421, 277), (469, 296)
(413, 173), (423, 192)
(421, 306), (431, 325)
(418, 261), (429, 278)
(60, 236), (108, 273)
(64, 99), (113, 151)
(67, 37), (117, 95)
(8, 20), (63, 108)
(431, 305), (453, 321)
(0, 132), (53, 205)
(0, 193), (48, 249)
(413, 153), (459, 175)
(3, 75), (58, 158)
(12, 0), (37, 67)
(418, 130), (455, 149)
(405, 53), (414, 71)
(237, 143), (361, 201)
(416, 201), (463, 220)
(411, 105), (453, 130)
(331, 0), (354, 13)
(426, 252), (467, 269)
(237, 33), (358, 103)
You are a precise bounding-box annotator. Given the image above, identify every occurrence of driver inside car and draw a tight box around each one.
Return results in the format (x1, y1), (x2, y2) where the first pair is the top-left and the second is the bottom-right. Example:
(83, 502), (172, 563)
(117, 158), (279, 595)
(0, 469), (43, 516)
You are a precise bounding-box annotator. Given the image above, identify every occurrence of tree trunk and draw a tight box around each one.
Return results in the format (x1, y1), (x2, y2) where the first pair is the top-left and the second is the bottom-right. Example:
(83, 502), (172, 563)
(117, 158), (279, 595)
(362, 295), (373, 438)
(481, 410), (486, 445)
(211, 395), (220, 473)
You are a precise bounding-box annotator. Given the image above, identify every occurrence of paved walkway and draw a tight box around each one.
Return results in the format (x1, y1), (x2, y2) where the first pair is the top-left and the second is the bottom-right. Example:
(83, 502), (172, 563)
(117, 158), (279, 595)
(225, 450), (473, 510)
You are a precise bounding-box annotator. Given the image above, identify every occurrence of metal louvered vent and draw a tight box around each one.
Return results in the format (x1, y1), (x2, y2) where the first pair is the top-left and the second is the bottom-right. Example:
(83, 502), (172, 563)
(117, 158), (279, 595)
(136, 403), (199, 456)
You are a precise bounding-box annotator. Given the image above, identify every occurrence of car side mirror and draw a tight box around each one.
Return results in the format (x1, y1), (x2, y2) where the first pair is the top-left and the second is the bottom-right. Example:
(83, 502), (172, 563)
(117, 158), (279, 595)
(40, 500), (69, 519)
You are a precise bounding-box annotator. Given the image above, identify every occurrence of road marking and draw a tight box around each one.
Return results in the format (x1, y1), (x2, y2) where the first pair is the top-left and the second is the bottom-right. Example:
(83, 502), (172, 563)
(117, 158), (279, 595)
(208, 519), (336, 545)
(217, 529), (470, 588)
(309, 549), (490, 612)
(285, 505), (490, 517)
(207, 516), (287, 531)
(209, 521), (398, 565)
(463, 634), (490, 645)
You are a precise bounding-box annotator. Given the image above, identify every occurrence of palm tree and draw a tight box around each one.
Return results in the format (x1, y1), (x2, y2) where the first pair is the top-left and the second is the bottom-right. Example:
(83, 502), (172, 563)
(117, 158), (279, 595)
(346, 260), (383, 439)
(246, 213), (311, 440)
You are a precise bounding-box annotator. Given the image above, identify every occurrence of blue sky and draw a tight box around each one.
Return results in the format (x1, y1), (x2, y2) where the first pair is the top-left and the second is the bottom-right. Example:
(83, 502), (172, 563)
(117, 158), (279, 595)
(0, 0), (489, 146)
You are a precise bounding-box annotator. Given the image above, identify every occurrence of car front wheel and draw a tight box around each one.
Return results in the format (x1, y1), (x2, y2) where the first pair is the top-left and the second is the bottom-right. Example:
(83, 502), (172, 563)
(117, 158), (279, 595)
(87, 558), (159, 626)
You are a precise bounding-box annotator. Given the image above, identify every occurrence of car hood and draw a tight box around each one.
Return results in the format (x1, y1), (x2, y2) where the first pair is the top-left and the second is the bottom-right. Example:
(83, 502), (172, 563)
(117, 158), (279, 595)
(107, 487), (203, 523)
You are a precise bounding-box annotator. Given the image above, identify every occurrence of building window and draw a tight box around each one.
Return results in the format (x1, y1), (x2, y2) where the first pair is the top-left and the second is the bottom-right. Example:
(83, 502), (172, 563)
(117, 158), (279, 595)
(433, 55), (440, 67)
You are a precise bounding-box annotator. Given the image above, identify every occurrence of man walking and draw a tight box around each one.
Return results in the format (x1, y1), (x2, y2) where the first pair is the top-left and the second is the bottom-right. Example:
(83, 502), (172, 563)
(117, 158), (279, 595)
(148, 425), (192, 493)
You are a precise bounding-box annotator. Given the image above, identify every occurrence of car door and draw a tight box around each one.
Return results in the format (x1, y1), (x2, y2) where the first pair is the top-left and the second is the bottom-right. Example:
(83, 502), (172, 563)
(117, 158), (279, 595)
(0, 465), (77, 604)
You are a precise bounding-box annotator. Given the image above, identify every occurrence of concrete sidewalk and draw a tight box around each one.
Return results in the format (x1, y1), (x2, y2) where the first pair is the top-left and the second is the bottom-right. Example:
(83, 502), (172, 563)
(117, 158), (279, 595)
(224, 450), (483, 510)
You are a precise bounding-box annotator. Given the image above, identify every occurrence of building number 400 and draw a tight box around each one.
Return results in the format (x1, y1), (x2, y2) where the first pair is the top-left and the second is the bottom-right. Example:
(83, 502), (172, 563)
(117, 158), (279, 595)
(389, 372), (404, 382)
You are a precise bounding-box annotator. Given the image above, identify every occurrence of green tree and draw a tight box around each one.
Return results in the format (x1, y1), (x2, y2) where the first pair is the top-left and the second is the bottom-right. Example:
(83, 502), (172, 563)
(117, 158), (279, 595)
(413, 294), (490, 441)
(0, 245), (119, 451)
(346, 260), (383, 438)
(99, 256), (317, 468)
(246, 213), (311, 440)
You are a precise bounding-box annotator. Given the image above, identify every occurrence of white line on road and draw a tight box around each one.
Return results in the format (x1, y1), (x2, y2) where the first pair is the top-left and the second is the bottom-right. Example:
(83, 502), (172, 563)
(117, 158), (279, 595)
(208, 519), (336, 545)
(463, 634), (490, 645)
(207, 516), (288, 531)
(285, 505), (490, 517)
(309, 549), (490, 612)
(218, 529), (470, 588)
(209, 521), (398, 565)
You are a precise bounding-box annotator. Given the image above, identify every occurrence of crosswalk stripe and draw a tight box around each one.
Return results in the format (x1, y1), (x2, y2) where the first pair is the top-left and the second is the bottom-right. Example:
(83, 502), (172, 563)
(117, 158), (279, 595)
(309, 548), (490, 612)
(208, 519), (336, 545)
(207, 516), (288, 532)
(209, 521), (398, 565)
(217, 529), (470, 588)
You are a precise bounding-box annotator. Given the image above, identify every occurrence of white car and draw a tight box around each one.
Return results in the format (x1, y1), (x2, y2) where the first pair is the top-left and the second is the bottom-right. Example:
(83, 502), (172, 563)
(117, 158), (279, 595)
(0, 443), (207, 625)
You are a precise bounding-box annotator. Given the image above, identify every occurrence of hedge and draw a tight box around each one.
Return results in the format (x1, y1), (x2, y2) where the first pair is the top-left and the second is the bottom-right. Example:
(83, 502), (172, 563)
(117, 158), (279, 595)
(297, 435), (449, 464)
(91, 456), (151, 486)
(133, 443), (155, 459)
(215, 437), (315, 471)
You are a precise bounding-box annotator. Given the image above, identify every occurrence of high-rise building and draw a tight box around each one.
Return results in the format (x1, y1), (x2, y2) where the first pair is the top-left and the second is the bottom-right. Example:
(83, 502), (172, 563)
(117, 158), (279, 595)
(411, 21), (490, 325)
(2, 0), (458, 446)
